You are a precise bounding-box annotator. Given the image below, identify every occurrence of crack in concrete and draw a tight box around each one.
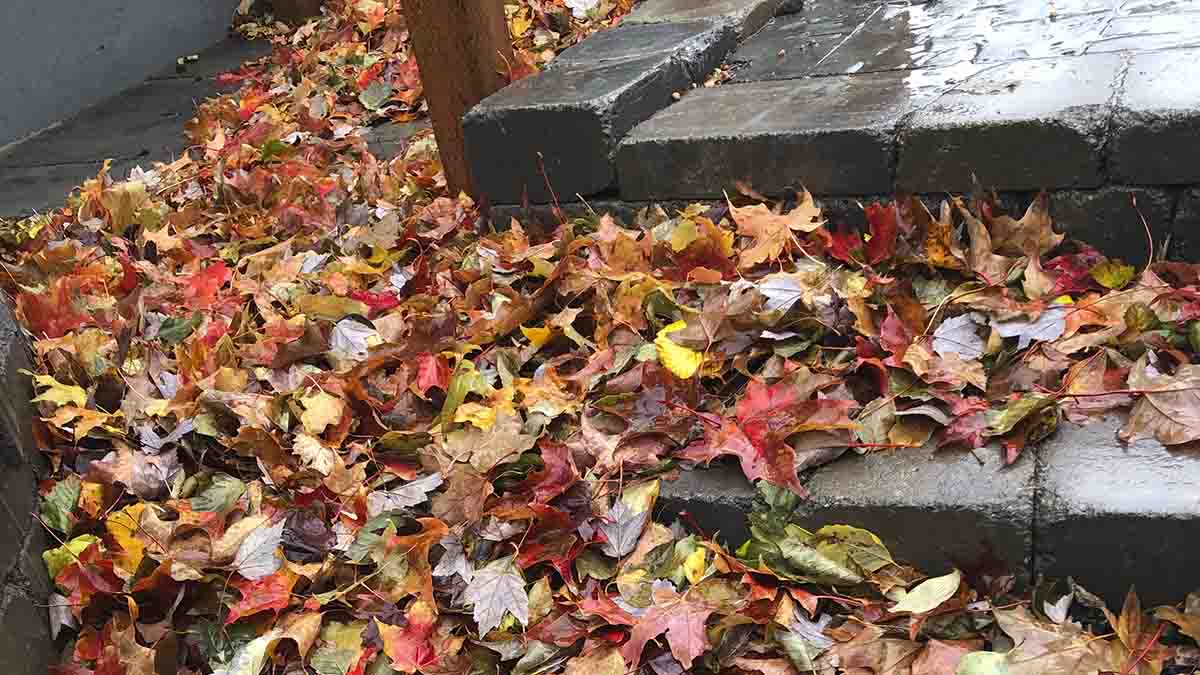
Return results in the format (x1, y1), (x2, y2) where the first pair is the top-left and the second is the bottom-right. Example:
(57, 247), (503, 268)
(1096, 51), (1133, 187)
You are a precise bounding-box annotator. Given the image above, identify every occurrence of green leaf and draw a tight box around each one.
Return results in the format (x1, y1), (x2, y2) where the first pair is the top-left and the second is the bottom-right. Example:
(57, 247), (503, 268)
(40, 475), (81, 533)
(985, 395), (1055, 437)
(159, 312), (203, 344)
(43, 534), (100, 580)
(259, 138), (291, 162)
(1090, 260), (1135, 290)
(1189, 321), (1200, 353)
(891, 569), (962, 614)
(1125, 303), (1160, 333)
(778, 525), (863, 586)
(189, 473), (246, 513)
(358, 80), (393, 110)
(813, 524), (895, 574)
(956, 651), (1010, 674)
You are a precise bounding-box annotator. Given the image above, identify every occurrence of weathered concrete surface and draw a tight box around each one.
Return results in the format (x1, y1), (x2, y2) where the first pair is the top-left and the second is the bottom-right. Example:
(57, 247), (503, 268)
(463, 21), (735, 204)
(661, 443), (1036, 580)
(898, 54), (1123, 194)
(1109, 49), (1200, 186)
(626, 0), (784, 38)
(0, 0), (241, 147)
(0, 39), (264, 218)
(1053, 187), (1175, 267)
(658, 462), (758, 546)
(617, 68), (963, 200)
(0, 302), (52, 675)
(1170, 187), (1200, 261)
(1037, 415), (1200, 607)
(795, 445), (1036, 580)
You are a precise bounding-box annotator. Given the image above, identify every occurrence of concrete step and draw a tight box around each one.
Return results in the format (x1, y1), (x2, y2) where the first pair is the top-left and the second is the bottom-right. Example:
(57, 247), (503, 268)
(657, 414), (1200, 607)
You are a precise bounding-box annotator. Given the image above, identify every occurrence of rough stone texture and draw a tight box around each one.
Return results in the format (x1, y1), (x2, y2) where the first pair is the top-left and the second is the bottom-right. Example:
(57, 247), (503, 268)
(795, 445), (1036, 579)
(463, 21), (735, 204)
(1087, 12), (1200, 54)
(661, 443), (1036, 581)
(1037, 415), (1200, 606)
(897, 54), (1124, 194)
(0, 302), (51, 674)
(1053, 187), (1176, 267)
(0, 0), (241, 147)
(777, 0), (805, 14)
(658, 463), (758, 546)
(617, 68), (960, 200)
(1170, 187), (1200, 262)
(1109, 49), (1200, 186)
(625, 0), (785, 38)
(0, 39), (260, 218)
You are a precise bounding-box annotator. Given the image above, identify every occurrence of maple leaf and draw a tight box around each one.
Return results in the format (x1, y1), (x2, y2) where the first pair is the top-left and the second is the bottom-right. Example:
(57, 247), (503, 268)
(183, 261), (232, 310)
(731, 189), (826, 269)
(232, 517), (285, 580)
(621, 587), (715, 669)
(988, 191), (1064, 258)
(56, 544), (122, 619)
(225, 568), (297, 624)
(598, 500), (649, 558)
(864, 201), (899, 264)
(444, 412), (537, 473)
(528, 440), (579, 503)
(463, 556), (529, 637)
(430, 466), (493, 525)
(377, 601), (439, 673)
(1120, 357), (1200, 445)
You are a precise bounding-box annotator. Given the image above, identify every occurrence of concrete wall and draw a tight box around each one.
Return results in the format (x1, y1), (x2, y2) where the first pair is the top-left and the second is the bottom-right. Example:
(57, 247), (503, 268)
(0, 0), (242, 147)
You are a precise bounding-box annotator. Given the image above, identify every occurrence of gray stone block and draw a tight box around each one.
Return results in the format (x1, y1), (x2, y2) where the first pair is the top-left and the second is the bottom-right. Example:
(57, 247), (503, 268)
(897, 54), (1123, 194)
(1170, 187), (1200, 262)
(1053, 187), (1175, 267)
(795, 445), (1036, 580)
(1037, 416), (1200, 606)
(1110, 49), (1200, 186)
(625, 0), (784, 39)
(659, 462), (758, 546)
(0, 158), (141, 219)
(463, 21), (735, 204)
(1088, 13), (1200, 54)
(0, 0), (241, 146)
(617, 68), (959, 200)
(362, 120), (432, 161)
(777, 0), (805, 15)
(661, 444), (1036, 581)
(0, 587), (53, 675)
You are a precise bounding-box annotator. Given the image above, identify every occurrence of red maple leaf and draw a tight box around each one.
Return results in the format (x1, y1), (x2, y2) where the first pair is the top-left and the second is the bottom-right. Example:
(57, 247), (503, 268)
(528, 440), (579, 503)
(57, 545), (122, 619)
(413, 352), (451, 394)
(621, 590), (715, 669)
(864, 201), (899, 264)
(182, 261), (231, 310)
(225, 569), (297, 624)
(377, 601), (438, 673)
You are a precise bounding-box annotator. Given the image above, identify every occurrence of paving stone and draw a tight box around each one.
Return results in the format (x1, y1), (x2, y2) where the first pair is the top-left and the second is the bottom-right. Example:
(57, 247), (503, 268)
(1037, 415), (1200, 606)
(0, 158), (141, 218)
(1087, 12), (1200, 54)
(1168, 187), (1200, 262)
(1109, 49), (1200, 187)
(974, 13), (1110, 63)
(618, 67), (964, 200)
(0, 587), (54, 675)
(149, 37), (273, 81)
(625, 0), (784, 39)
(1053, 187), (1175, 267)
(463, 21), (735, 204)
(897, 54), (1122, 194)
(658, 462), (758, 546)
(661, 442), (1036, 580)
(728, 6), (874, 82)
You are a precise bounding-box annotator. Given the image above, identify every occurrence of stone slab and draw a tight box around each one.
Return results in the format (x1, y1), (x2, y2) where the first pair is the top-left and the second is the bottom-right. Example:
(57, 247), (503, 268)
(362, 120), (433, 160)
(661, 442), (1037, 581)
(1170, 187), (1200, 262)
(0, 587), (53, 675)
(1087, 12), (1200, 54)
(658, 462), (758, 546)
(617, 68), (965, 200)
(463, 20), (735, 204)
(728, 6), (874, 82)
(795, 444), (1036, 579)
(1053, 187), (1176, 267)
(0, 0), (240, 147)
(0, 159), (141, 218)
(1037, 415), (1200, 606)
(625, 0), (785, 39)
(149, 37), (273, 81)
(897, 54), (1123, 194)
(1109, 49), (1200, 187)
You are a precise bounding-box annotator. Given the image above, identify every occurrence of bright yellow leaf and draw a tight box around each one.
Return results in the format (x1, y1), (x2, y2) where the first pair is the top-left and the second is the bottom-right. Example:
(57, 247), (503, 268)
(684, 548), (708, 585)
(520, 325), (554, 350)
(106, 503), (147, 576)
(454, 402), (496, 430)
(31, 374), (87, 408)
(655, 321), (703, 379)
(299, 390), (344, 435)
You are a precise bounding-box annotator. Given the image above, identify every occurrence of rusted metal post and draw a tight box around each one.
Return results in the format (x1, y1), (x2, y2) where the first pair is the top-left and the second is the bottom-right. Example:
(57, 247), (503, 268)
(403, 0), (515, 195)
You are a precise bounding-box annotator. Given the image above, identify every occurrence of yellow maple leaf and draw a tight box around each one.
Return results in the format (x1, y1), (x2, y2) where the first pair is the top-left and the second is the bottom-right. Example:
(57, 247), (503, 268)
(106, 503), (147, 576)
(31, 374), (87, 408)
(520, 324), (554, 350)
(655, 321), (703, 379)
(299, 390), (344, 435)
(684, 548), (708, 585)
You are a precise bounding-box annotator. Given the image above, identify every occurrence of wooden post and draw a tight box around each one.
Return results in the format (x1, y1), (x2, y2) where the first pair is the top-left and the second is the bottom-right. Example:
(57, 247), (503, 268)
(403, 0), (515, 195)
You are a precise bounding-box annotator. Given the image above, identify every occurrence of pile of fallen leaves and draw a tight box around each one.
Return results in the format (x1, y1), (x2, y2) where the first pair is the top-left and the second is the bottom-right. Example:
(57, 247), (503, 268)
(9, 1), (1200, 674)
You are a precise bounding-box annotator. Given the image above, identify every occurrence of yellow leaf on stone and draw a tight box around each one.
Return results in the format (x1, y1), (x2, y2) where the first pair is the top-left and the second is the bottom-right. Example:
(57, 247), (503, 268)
(655, 321), (703, 379)
(520, 325), (554, 350)
(31, 375), (87, 408)
(684, 547), (708, 585)
(106, 503), (147, 576)
(299, 390), (344, 435)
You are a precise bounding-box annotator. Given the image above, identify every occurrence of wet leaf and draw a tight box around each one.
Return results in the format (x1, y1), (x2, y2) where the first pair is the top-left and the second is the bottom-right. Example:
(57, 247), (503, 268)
(891, 570), (961, 614)
(463, 556), (529, 636)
